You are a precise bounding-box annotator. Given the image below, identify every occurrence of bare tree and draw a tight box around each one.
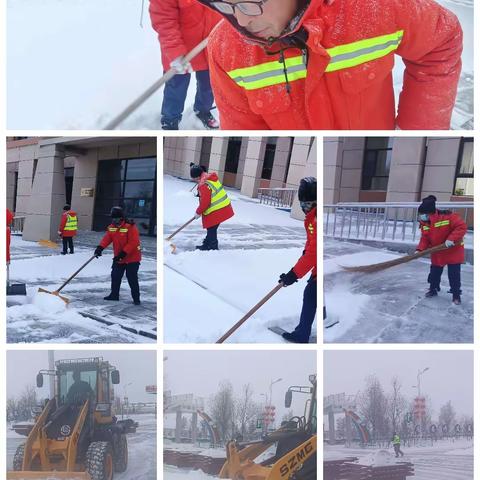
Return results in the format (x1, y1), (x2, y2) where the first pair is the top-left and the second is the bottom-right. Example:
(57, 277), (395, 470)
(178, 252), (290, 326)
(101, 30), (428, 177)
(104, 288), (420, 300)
(387, 377), (407, 435)
(358, 375), (389, 441)
(209, 380), (235, 443)
(235, 384), (262, 439)
(439, 401), (456, 433)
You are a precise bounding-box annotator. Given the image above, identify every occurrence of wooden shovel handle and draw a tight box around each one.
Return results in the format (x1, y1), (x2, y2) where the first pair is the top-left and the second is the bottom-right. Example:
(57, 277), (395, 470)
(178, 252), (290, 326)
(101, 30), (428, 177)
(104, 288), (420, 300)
(57, 256), (97, 293)
(216, 284), (283, 344)
(166, 216), (197, 241)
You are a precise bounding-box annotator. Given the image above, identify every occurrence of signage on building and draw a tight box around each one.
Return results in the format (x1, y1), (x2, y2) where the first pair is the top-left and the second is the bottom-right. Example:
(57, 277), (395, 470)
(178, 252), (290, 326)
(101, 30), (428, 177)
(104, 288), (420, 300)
(145, 385), (157, 394)
(80, 188), (94, 197)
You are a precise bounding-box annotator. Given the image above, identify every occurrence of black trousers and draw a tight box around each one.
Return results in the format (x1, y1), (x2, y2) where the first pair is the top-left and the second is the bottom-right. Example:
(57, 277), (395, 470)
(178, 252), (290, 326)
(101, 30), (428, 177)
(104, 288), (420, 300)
(428, 264), (462, 296)
(111, 262), (140, 302)
(62, 237), (74, 254)
(293, 276), (317, 342)
(203, 225), (219, 249)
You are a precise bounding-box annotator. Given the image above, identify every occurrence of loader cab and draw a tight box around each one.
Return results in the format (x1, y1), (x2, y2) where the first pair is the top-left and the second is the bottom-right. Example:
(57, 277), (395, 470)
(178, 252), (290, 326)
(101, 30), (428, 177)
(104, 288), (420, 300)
(284, 373), (317, 433)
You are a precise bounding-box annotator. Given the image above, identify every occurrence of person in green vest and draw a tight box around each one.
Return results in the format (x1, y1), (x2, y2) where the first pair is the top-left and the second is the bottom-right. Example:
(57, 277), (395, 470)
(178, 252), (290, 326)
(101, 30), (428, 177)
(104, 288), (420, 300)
(392, 432), (404, 458)
(58, 204), (78, 255)
(190, 163), (234, 250)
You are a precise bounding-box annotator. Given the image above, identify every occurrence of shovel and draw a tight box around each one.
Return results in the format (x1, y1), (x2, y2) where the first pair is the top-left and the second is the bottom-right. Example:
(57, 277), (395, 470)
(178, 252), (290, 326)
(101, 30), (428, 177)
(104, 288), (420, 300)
(216, 283), (283, 343)
(165, 216), (197, 253)
(6, 263), (27, 296)
(38, 255), (97, 304)
(38, 239), (59, 248)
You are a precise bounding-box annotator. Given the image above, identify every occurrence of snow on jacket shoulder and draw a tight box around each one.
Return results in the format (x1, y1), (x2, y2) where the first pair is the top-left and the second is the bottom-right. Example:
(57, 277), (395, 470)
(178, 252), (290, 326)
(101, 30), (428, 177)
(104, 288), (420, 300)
(293, 208), (317, 279)
(149, 0), (221, 72)
(417, 211), (467, 266)
(204, 0), (462, 130)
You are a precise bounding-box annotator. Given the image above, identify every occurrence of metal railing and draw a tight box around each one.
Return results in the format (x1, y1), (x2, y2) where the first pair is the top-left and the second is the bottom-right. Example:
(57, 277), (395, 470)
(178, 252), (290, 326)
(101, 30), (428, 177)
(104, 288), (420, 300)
(324, 202), (473, 244)
(258, 188), (296, 208)
(11, 216), (26, 234)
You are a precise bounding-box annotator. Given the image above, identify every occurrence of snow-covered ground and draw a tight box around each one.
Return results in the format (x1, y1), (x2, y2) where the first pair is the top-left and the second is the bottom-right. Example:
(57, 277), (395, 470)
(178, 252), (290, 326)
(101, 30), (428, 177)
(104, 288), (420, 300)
(164, 175), (316, 343)
(324, 439), (473, 480)
(7, 233), (157, 343)
(324, 239), (473, 343)
(7, 413), (157, 479)
(165, 465), (214, 480)
(6, 0), (473, 130)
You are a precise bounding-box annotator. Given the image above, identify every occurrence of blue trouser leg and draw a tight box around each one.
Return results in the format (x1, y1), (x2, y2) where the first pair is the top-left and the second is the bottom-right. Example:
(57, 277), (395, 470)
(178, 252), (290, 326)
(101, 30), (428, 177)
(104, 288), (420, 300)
(293, 276), (317, 342)
(194, 70), (214, 114)
(428, 265), (444, 290)
(204, 225), (219, 249)
(161, 73), (191, 124)
(447, 263), (462, 296)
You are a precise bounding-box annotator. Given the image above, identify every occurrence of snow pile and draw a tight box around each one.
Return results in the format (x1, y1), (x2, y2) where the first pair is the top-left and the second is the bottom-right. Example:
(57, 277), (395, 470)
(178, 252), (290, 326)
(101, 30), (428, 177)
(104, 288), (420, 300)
(33, 291), (67, 314)
(357, 450), (396, 467)
(445, 446), (474, 456)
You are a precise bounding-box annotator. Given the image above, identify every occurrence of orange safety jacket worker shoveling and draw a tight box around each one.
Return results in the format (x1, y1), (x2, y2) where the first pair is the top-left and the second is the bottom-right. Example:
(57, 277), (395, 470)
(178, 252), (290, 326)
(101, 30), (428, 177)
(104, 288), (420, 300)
(199, 0), (463, 130)
(293, 206), (317, 279)
(99, 220), (142, 264)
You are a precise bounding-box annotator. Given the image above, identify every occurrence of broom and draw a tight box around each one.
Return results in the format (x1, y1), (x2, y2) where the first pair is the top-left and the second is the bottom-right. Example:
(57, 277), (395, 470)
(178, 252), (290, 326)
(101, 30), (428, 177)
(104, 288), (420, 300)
(341, 244), (450, 274)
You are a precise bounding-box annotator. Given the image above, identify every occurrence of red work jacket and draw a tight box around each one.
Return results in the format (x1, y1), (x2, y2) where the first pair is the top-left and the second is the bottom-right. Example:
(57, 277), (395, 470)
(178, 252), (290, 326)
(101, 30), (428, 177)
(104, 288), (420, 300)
(293, 207), (317, 279)
(99, 221), (142, 264)
(202, 0), (462, 130)
(58, 210), (78, 238)
(149, 0), (221, 72)
(7, 208), (14, 263)
(417, 211), (467, 266)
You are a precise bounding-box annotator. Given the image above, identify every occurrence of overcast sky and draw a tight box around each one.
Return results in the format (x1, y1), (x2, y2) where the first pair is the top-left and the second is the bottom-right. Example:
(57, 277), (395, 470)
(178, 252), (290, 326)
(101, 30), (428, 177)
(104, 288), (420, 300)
(164, 350), (316, 419)
(7, 350), (156, 403)
(324, 350), (473, 416)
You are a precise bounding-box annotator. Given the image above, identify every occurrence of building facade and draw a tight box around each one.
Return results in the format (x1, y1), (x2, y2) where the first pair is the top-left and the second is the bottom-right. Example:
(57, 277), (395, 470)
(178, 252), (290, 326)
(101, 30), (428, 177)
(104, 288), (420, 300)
(163, 136), (317, 220)
(324, 137), (474, 204)
(7, 137), (157, 241)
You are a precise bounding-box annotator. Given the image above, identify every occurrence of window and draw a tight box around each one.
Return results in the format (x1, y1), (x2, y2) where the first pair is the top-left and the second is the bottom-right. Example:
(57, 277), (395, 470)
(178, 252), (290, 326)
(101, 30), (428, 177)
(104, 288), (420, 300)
(65, 167), (74, 205)
(361, 137), (393, 190)
(225, 138), (243, 174)
(58, 369), (97, 405)
(94, 157), (157, 235)
(453, 138), (474, 196)
(261, 137), (277, 180)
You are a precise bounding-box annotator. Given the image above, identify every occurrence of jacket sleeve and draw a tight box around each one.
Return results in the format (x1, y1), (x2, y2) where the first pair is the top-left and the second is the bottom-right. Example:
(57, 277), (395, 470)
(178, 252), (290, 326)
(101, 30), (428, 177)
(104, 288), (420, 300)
(99, 231), (113, 249)
(196, 184), (212, 215)
(149, 0), (187, 65)
(123, 225), (141, 255)
(293, 218), (317, 278)
(447, 214), (467, 243)
(416, 225), (431, 251)
(207, 28), (271, 130)
(59, 213), (67, 233)
(395, 0), (463, 129)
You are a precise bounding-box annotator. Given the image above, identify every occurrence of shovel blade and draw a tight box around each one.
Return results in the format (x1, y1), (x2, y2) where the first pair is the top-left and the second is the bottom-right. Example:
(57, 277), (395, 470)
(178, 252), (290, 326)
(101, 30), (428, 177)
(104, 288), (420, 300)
(37, 288), (70, 304)
(6, 283), (27, 296)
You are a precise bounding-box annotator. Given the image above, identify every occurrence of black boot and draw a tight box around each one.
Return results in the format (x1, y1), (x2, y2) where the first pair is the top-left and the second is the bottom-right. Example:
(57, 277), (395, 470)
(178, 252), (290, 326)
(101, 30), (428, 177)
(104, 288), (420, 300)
(133, 299), (141, 306)
(452, 294), (461, 305)
(425, 289), (438, 298)
(282, 332), (308, 344)
(161, 119), (179, 130)
(104, 294), (119, 301)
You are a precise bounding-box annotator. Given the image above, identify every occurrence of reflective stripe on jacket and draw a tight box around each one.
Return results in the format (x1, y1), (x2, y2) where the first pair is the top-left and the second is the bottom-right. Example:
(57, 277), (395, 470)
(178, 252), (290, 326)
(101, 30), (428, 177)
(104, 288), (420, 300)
(59, 210), (78, 237)
(64, 214), (78, 231)
(393, 435), (401, 444)
(203, 180), (231, 215)
(204, 0), (462, 130)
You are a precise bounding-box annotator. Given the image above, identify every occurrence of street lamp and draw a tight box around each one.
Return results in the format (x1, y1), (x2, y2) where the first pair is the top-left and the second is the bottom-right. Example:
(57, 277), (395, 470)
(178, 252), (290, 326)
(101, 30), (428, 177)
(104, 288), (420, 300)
(416, 367), (429, 397)
(269, 378), (282, 407)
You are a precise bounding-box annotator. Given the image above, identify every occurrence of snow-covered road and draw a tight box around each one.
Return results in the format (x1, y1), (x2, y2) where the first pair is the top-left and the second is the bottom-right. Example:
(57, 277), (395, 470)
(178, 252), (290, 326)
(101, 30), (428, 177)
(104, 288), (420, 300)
(324, 239), (473, 343)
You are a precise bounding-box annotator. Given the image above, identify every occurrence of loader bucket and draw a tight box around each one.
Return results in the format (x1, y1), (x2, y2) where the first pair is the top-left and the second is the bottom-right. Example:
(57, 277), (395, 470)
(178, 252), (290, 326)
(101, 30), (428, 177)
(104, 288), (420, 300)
(7, 471), (91, 480)
(37, 288), (70, 305)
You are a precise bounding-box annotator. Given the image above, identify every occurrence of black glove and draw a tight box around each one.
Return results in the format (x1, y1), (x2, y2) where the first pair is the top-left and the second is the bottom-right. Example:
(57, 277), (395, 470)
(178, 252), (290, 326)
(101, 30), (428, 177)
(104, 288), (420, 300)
(113, 251), (127, 263)
(94, 246), (104, 258)
(279, 269), (298, 286)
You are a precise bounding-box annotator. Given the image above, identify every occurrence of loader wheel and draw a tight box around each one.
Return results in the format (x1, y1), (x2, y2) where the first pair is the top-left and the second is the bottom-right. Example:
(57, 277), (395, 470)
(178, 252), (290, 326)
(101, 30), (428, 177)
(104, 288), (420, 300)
(13, 443), (25, 471)
(85, 441), (114, 480)
(114, 434), (128, 473)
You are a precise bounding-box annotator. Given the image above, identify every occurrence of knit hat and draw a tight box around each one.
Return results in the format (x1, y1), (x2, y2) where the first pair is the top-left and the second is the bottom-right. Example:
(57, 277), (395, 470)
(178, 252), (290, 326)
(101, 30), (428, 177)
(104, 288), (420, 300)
(63, 204), (71, 211)
(190, 163), (204, 179)
(418, 195), (437, 214)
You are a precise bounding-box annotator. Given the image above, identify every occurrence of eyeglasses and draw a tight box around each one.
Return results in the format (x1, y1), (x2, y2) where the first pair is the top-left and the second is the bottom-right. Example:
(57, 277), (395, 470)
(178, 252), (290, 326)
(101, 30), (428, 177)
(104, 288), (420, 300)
(210, 0), (269, 16)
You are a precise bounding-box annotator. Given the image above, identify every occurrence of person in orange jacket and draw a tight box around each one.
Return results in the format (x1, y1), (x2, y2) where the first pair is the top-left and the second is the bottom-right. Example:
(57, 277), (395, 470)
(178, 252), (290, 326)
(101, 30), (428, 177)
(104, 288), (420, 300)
(149, 0), (221, 130)
(416, 195), (467, 305)
(197, 0), (462, 130)
(190, 163), (234, 250)
(94, 207), (142, 305)
(279, 177), (317, 343)
(58, 204), (78, 255)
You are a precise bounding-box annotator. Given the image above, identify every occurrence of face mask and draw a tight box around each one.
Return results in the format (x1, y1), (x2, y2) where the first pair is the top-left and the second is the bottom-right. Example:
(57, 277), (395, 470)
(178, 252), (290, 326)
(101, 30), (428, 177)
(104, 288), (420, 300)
(300, 201), (316, 214)
(419, 213), (429, 222)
